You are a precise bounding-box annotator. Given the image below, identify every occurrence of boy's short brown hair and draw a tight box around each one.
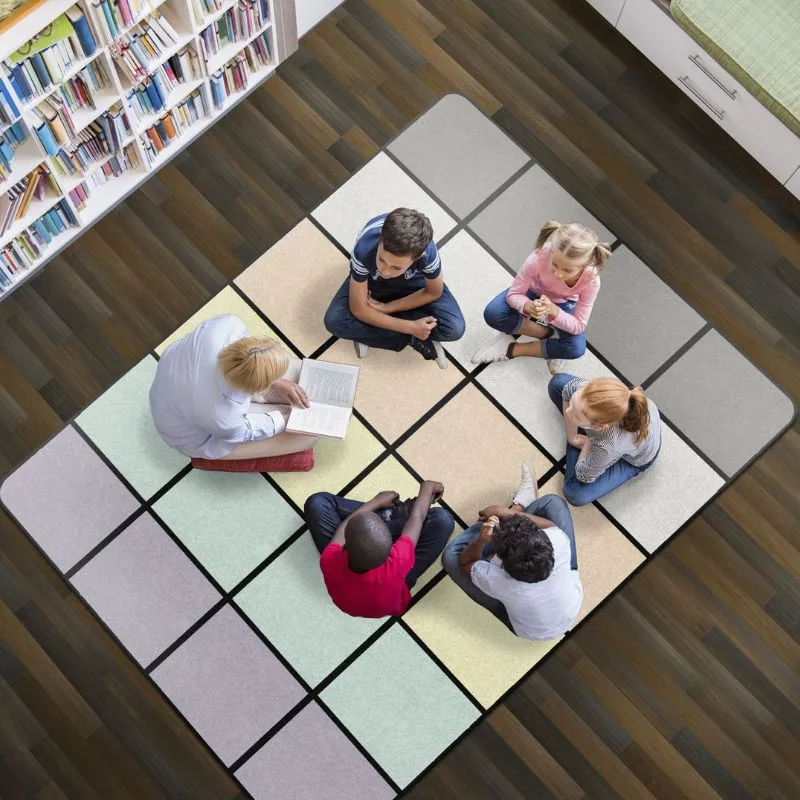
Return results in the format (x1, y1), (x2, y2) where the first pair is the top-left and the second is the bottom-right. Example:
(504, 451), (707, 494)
(380, 208), (433, 259)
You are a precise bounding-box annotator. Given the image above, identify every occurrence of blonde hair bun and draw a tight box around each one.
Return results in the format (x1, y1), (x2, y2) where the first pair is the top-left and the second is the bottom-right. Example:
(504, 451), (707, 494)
(218, 336), (290, 395)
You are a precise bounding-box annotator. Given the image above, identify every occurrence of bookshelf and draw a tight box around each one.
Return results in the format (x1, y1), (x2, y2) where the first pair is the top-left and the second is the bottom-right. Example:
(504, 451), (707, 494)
(0, 0), (292, 298)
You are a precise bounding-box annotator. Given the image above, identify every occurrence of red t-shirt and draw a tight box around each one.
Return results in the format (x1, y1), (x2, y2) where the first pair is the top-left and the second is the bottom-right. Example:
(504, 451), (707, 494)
(320, 535), (415, 617)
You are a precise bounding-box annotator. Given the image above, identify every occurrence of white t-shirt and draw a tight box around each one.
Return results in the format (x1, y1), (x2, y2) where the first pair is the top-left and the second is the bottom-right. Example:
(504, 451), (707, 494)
(470, 526), (584, 640)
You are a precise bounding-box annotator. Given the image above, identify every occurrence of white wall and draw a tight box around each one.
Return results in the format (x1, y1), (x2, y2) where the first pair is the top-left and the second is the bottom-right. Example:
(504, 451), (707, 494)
(296, 0), (347, 37)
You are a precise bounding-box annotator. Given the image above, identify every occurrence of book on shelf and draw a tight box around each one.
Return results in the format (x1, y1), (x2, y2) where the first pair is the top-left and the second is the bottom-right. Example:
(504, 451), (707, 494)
(124, 47), (201, 120)
(30, 96), (77, 151)
(4, 9), (99, 104)
(208, 30), (270, 108)
(66, 141), (140, 208)
(0, 200), (78, 290)
(190, 0), (226, 26)
(110, 11), (184, 83)
(0, 163), (62, 236)
(139, 86), (209, 162)
(0, 81), (20, 125)
(199, 0), (270, 59)
(87, 0), (164, 45)
(285, 360), (360, 440)
(0, 122), (29, 182)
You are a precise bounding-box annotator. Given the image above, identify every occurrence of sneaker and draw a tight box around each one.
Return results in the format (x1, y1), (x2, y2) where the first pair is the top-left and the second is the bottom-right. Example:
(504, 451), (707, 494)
(547, 358), (565, 375)
(471, 333), (515, 364)
(354, 341), (369, 359)
(411, 337), (448, 369)
(512, 461), (538, 507)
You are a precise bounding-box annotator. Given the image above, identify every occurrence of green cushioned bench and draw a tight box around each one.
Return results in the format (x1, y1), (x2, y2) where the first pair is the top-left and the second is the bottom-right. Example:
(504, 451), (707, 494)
(671, 0), (800, 137)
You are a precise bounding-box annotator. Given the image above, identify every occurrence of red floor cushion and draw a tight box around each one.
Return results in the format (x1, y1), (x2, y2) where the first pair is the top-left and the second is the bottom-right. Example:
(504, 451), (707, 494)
(191, 450), (315, 473)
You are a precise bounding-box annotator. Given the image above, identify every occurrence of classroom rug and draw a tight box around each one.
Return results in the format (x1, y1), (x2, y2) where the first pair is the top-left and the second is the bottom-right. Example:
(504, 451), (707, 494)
(2, 95), (795, 799)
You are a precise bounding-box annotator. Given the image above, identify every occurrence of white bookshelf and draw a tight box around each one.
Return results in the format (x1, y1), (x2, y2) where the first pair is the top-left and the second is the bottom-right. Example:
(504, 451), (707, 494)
(0, 0), (289, 298)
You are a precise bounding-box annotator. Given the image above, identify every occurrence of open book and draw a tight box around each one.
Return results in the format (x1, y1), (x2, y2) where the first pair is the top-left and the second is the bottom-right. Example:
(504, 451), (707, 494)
(286, 359), (360, 439)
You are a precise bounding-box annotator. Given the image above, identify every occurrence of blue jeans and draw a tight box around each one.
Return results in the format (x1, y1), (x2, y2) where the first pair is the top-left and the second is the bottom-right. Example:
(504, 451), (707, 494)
(483, 288), (586, 360)
(304, 492), (454, 588)
(548, 374), (659, 506)
(441, 495), (578, 631)
(324, 278), (466, 352)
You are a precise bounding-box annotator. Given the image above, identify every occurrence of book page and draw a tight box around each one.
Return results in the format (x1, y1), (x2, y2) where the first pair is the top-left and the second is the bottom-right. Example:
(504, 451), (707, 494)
(287, 403), (352, 439)
(299, 360), (359, 408)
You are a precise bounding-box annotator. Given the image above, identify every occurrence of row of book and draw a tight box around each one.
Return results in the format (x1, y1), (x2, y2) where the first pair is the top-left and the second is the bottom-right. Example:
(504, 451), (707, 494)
(66, 142), (140, 209)
(110, 11), (183, 83)
(199, 0), (270, 60)
(189, 0), (228, 25)
(123, 48), (201, 121)
(208, 32), (271, 109)
(4, 8), (98, 104)
(51, 115), (117, 177)
(86, 0), (162, 44)
(0, 201), (79, 290)
(140, 87), (209, 162)
(0, 164), (61, 236)
(0, 122), (29, 183)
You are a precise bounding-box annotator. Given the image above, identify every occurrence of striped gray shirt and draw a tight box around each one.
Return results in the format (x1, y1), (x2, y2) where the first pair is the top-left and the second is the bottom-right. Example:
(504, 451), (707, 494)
(562, 378), (661, 483)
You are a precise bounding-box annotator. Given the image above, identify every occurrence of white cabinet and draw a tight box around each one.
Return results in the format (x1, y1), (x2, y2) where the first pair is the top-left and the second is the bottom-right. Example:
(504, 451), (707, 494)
(616, 0), (800, 184)
(296, 0), (346, 37)
(585, 0), (627, 26)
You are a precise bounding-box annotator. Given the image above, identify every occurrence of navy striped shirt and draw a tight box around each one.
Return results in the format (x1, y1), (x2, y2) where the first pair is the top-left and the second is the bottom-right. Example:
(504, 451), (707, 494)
(350, 213), (441, 293)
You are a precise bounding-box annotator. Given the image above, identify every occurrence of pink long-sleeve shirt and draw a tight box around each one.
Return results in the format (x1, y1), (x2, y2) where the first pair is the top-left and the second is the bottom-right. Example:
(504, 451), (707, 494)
(506, 244), (601, 334)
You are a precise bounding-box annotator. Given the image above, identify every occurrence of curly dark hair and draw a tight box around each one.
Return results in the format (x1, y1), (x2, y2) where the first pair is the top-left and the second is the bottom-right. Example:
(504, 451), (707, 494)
(345, 511), (392, 572)
(493, 515), (554, 583)
(380, 208), (433, 258)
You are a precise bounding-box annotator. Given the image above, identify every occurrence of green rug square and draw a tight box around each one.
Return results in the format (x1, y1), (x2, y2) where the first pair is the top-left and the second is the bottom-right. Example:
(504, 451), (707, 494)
(235, 533), (383, 686)
(320, 624), (480, 788)
(77, 356), (186, 499)
(153, 470), (302, 591)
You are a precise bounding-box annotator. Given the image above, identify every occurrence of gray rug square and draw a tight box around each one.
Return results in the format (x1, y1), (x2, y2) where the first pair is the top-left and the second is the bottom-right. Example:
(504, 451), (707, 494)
(387, 94), (529, 218)
(586, 246), (707, 385)
(152, 604), (305, 766)
(70, 513), (220, 665)
(235, 702), (395, 800)
(646, 330), (796, 476)
(468, 165), (615, 272)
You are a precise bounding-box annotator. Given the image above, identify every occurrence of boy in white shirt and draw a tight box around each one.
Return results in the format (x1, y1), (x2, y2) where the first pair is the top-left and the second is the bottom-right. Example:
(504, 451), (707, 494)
(441, 464), (583, 640)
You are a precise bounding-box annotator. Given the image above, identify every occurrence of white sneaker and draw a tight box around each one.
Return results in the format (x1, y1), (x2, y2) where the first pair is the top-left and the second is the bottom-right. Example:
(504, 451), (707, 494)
(471, 333), (515, 364)
(547, 359), (565, 375)
(512, 461), (538, 507)
(432, 340), (448, 370)
(354, 341), (369, 359)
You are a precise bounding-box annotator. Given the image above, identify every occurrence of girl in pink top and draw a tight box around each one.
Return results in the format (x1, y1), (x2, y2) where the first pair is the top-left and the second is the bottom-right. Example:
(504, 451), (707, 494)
(472, 221), (612, 373)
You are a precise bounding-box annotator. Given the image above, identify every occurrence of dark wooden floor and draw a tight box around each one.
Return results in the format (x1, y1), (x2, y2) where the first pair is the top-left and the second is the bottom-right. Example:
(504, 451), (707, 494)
(2, 1), (799, 797)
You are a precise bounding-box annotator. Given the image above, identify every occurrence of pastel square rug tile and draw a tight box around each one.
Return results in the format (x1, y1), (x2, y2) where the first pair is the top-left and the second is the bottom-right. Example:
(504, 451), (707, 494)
(151, 604), (305, 766)
(403, 577), (560, 709)
(234, 701), (395, 800)
(153, 470), (302, 591)
(587, 246), (706, 385)
(387, 93), (529, 218)
(468, 165), (615, 273)
(0, 427), (139, 572)
(397, 384), (552, 524)
(437, 230), (516, 372)
(319, 339), (462, 443)
(155, 285), (285, 356)
(320, 624), (480, 788)
(346, 455), (456, 595)
(70, 513), (220, 665)
(271, 418), (385, 508)
(76, 356), (186, 499)
(235, 533), (383, 687)
(476, 349), (617, 460)
(234, 219), (349, 356)
(311, 152), (456, 252)
(539, 473), (645, 621)
(597, 422), (725, 553)
(646, 329), (796, 477)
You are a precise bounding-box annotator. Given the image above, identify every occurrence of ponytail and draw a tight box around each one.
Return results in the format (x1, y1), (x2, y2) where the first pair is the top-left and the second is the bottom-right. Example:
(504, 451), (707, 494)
(620, 386), (650, 445)
(535, 220), (562, 250)
(591, 242), (612, 270)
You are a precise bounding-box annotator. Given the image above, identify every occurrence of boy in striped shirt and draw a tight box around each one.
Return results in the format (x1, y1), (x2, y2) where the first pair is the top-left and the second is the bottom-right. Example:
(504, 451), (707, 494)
(323, 208), (465, 369)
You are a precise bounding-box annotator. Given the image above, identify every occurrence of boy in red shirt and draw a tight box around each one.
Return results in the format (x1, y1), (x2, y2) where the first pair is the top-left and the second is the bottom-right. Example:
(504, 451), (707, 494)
(304, 481), (453, 618)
